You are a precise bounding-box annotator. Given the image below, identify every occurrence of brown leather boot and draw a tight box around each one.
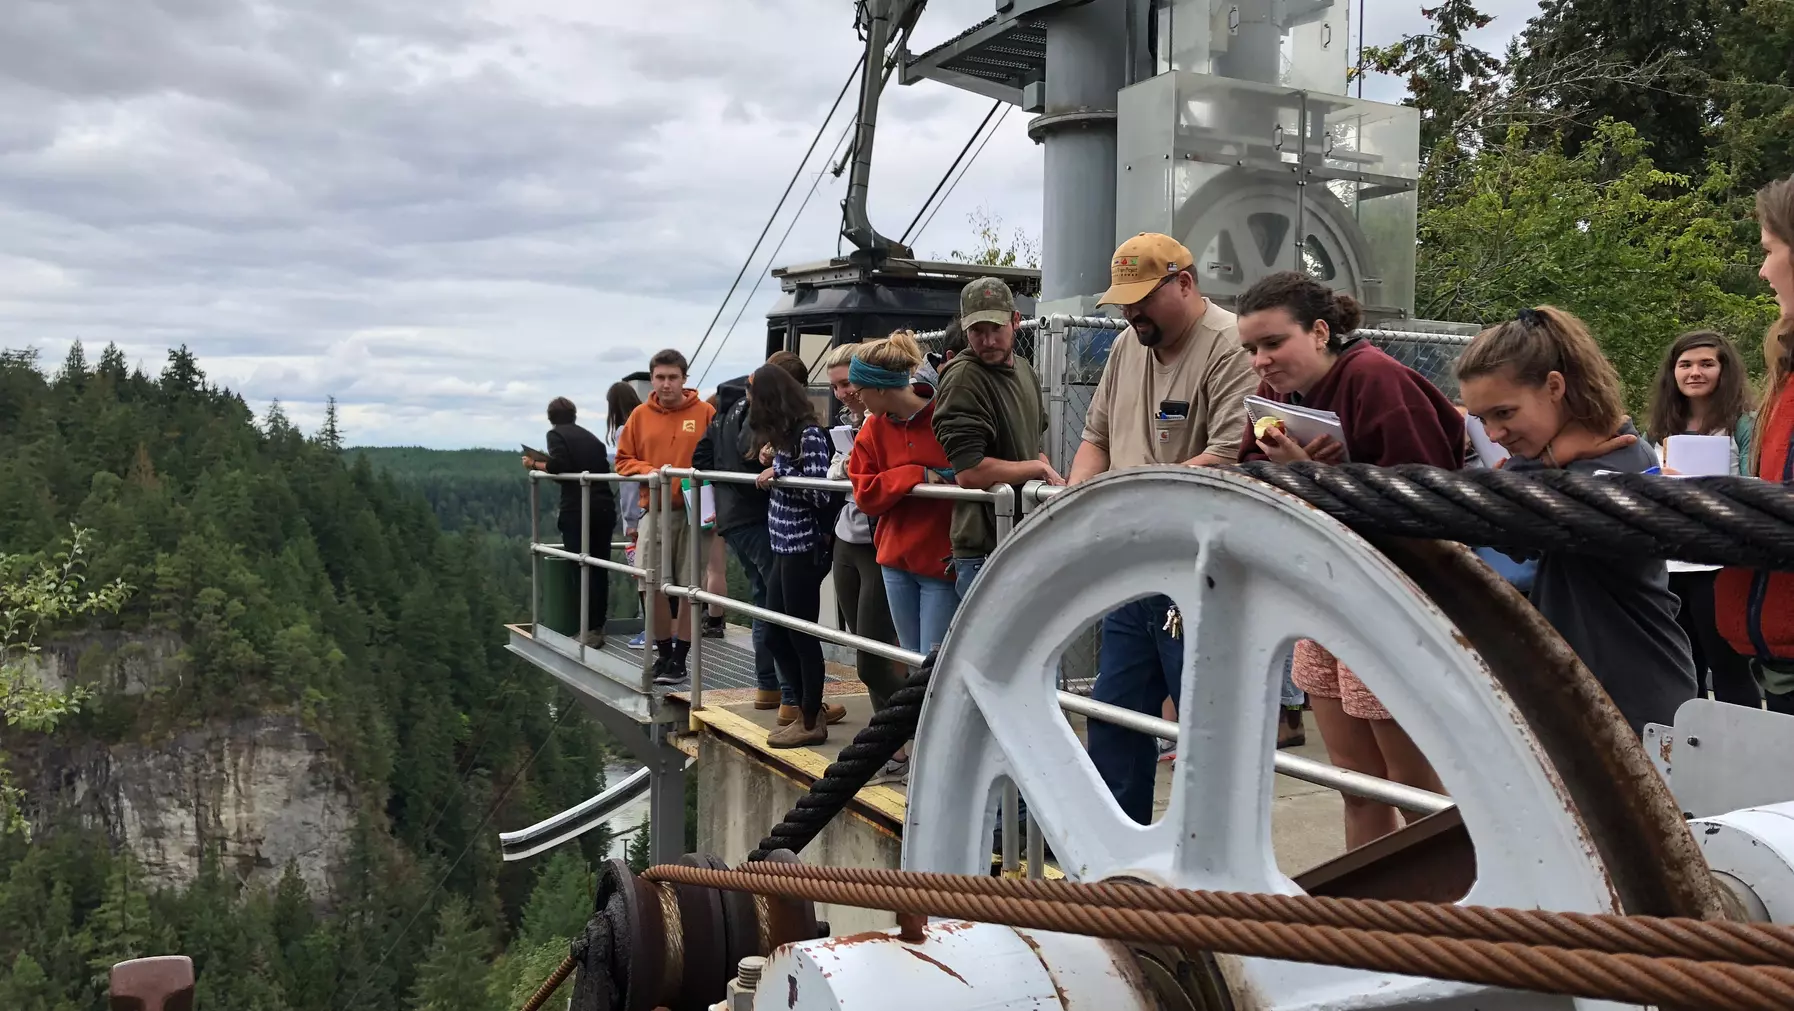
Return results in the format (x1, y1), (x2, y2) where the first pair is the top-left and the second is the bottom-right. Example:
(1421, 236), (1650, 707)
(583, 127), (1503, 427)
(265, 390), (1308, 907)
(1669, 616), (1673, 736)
(778, 703), (846, 726)
(754, 690), (782, 710)
(767, 720), (826, 749)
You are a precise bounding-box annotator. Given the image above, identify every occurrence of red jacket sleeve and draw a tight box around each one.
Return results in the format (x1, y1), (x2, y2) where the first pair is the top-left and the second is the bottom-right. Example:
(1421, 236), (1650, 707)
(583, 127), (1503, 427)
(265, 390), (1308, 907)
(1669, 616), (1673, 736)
(848, 420), (930, 517)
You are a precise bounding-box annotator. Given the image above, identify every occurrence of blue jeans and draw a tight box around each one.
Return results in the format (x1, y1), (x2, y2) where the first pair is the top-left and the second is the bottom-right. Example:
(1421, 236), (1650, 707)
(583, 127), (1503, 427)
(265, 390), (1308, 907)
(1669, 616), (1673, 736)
(1090, 595), (1184, 825)
(881, 567), (961, 655)
(952, 556), (986, 600)
(1280, 652), (1304, 708)
(722, 523), (795, 704)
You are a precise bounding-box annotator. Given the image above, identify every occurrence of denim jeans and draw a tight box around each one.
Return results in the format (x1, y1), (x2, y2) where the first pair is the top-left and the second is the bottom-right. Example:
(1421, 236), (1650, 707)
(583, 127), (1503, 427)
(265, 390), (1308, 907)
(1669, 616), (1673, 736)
(1279, 651), (1304, 708)
(722, 523), (795, 705)
(952, 555), (986, 600)
(1089, 595), (1185, 825)
(881, 567), (961, 655)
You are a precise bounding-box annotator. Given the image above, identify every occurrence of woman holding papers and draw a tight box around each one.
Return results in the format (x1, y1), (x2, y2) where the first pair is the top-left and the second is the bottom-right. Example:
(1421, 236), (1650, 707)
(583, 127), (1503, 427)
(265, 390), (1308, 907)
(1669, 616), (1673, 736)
(1646, 331), (1761, 708)
(1236, 270), (1464, 850)
(1459, 306), (1696, 735)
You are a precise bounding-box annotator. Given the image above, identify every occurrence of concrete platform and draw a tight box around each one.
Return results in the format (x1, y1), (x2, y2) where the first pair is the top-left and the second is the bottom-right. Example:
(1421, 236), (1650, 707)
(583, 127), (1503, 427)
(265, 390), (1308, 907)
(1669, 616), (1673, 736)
(676, 688), (1350, 881)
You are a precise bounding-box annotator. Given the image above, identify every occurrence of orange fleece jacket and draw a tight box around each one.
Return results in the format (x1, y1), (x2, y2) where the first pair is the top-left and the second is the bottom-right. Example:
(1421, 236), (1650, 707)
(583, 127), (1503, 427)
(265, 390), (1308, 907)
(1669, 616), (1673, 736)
(614, 391), (715, 508)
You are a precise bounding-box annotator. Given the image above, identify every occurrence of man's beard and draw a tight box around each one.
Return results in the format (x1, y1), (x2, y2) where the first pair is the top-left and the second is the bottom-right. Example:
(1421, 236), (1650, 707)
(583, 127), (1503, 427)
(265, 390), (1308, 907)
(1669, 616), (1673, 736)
(1133, 317), (1164, 347)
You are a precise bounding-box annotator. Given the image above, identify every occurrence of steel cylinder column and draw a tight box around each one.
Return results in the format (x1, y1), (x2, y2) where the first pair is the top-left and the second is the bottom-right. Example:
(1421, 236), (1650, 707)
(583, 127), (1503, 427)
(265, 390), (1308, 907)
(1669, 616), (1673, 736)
(1034, 0), (1127, 301)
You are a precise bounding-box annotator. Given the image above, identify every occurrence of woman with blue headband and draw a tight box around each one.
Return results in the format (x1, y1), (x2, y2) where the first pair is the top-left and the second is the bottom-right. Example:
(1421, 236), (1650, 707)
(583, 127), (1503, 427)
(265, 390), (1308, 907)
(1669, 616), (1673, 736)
(847, 331), (960, 786)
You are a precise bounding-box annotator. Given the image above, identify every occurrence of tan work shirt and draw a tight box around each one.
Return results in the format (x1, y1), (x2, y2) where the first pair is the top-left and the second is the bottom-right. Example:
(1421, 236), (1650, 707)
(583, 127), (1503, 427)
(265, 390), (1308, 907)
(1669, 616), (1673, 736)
(1081, 299), (1256, 467)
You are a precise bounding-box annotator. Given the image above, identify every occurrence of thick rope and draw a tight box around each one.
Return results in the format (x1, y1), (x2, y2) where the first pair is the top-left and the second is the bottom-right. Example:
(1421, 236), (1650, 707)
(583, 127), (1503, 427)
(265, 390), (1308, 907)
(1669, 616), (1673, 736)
(643, 864), (1794, 1011)
(518, 951), (581, 1011)
(1230, 463), (1794, 570)
(704, 863), (1794, 966)
(747, 650), (935, 861)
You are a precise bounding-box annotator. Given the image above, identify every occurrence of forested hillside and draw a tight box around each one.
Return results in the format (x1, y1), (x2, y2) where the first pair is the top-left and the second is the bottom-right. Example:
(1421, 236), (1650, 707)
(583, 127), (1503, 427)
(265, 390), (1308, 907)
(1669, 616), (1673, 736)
(345, 447), (533, 540)
(0, 344), (614, 1010)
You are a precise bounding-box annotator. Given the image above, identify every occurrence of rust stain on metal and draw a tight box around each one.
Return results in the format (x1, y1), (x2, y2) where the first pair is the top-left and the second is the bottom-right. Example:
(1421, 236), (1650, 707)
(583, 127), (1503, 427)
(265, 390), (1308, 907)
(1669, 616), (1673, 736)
(810, 930), (896, 952)
(787, 973), (798, 1008)
(903, 947), (969, 985)
(1659, 733), (1675, 767)
(897, 912), (926, 943)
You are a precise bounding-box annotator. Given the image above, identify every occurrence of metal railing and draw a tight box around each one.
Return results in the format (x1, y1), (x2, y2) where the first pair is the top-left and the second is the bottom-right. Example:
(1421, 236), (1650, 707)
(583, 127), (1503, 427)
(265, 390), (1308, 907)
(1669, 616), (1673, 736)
(528, 470), (656, 690)
(525, 460), (1457, 872)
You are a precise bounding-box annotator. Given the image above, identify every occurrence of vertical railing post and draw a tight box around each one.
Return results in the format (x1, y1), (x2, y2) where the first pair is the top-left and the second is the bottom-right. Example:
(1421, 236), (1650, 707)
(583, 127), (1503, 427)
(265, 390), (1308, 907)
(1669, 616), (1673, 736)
(1045, 314), (1069, 476)
(688, 473), (705, 726)
(1025, 810), (1045, 879)
(578, 477), (591, 660)
(641, 474), (661, 691)
(1001, 782), (1020, 877)
(529, 473), (540, 636)
(991, 483), (1016, 543)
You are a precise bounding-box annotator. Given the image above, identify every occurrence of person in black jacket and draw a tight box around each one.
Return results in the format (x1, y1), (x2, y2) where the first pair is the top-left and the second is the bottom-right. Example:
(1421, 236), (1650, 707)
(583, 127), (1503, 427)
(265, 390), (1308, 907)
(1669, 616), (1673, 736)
(524, 397), (615, 647)
(694, 367), (795, 710)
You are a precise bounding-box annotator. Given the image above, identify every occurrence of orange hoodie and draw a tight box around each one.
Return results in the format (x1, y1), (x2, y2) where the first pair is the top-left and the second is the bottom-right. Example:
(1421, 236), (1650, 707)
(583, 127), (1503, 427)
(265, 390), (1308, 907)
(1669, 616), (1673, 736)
(614, 390), (715, 508)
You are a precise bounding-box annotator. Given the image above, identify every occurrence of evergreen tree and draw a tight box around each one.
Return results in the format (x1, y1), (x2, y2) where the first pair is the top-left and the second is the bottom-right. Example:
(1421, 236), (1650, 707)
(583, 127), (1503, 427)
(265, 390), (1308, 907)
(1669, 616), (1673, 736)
(407, 897), (495, 1011)
(518, 851), (593, 948)
(625, 819), (651, 875)
(58, 342), (88, 389)
(319, 397), (343, 451)
(1360, 0), (1504, 166)
(0, 952), (77, 1011)
(78, 854), (161, 1001)
(96, 343), (129, 385)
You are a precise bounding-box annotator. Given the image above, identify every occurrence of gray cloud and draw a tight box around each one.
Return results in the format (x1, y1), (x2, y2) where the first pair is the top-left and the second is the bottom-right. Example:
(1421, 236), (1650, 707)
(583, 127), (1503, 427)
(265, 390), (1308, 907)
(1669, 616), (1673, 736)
(0, 0), (1537, 448)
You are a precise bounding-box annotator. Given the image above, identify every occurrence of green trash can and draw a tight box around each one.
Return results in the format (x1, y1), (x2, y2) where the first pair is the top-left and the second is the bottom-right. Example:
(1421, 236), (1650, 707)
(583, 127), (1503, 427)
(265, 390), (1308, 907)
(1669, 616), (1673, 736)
(537, 556), (580, 637)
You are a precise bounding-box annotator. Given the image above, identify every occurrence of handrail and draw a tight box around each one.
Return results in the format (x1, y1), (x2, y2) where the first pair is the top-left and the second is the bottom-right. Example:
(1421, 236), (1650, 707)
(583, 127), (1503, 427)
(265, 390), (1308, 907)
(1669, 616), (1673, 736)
(660, 466), (1006, 503)
(498, 766), (653, 861)
(1058, 693), (1454, 815)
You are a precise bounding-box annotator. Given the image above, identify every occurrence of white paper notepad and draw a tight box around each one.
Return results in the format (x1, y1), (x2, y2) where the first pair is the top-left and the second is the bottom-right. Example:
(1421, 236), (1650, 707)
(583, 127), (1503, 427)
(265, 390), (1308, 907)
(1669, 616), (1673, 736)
(1243, 395), (1350, 461)
(1663, 434), (1732, 476)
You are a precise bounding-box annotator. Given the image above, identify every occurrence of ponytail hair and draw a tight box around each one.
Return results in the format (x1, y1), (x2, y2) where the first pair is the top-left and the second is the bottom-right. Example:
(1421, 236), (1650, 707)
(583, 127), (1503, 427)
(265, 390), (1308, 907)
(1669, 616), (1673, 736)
(1456, 306), (1625, 437)
(855, 330), (925, 374)
(1236, 270), (1363, 350)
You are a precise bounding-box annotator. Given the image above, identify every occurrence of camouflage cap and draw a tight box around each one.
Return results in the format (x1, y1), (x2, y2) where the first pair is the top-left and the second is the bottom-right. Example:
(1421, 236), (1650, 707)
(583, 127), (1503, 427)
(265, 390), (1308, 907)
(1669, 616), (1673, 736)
(960, 276), (1017, 329)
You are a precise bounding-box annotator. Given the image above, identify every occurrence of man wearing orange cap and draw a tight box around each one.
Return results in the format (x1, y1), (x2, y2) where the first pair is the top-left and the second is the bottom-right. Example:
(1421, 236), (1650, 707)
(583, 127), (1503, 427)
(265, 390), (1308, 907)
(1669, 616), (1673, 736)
(1072, 232), (1258, 825)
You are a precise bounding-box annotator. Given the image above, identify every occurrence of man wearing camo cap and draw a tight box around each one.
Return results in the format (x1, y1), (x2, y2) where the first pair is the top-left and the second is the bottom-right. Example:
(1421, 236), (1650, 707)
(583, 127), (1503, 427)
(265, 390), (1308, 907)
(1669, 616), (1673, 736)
(931, 276), (1066, 598)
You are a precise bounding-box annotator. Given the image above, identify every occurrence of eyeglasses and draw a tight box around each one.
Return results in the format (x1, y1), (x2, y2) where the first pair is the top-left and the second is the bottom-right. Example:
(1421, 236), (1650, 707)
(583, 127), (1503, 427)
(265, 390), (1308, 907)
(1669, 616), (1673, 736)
(1127, 273), (1181, 311)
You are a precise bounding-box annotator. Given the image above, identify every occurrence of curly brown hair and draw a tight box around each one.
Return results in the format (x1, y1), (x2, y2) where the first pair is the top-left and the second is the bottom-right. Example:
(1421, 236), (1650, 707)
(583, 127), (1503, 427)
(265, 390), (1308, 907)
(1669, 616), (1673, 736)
(1235, 270), (1364, 350)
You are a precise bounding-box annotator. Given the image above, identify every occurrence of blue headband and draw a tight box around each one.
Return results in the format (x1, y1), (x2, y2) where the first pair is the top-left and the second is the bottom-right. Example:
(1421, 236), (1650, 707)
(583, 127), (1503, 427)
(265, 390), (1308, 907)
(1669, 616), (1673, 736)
(848, 356), (911, 389)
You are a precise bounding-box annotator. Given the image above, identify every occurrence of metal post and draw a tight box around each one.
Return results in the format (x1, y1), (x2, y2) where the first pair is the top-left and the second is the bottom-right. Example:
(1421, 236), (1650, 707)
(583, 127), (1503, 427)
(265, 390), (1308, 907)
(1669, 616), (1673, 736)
(1037, 0), (1126, 299)
(689, 476), (705, 726)
(1025, 811), (1045, 879)
(646, 735), (687, 868)
(1045, 315), (1070, 476)
(578, 478), (591, 659)
(529, 474), (540, 635)
(641, 475), (661, 690)
(991, 484), (1017, 543)
(1000, 782), (1020, 877)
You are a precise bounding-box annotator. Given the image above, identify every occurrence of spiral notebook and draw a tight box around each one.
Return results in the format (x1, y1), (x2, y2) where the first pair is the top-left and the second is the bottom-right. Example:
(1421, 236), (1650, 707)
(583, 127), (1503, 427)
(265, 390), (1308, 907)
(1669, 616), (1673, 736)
(1243, 395), (1350, 462)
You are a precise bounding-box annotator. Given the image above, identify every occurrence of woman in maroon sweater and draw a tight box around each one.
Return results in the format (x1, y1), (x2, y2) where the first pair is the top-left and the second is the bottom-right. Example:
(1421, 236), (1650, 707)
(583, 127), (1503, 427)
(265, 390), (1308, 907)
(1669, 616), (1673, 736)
(1235, 271), (1464, 850)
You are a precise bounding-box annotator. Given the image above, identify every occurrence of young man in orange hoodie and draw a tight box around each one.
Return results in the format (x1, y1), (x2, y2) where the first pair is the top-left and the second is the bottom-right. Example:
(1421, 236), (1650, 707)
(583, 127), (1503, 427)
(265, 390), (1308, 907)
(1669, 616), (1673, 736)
(615, 348), (716, 686)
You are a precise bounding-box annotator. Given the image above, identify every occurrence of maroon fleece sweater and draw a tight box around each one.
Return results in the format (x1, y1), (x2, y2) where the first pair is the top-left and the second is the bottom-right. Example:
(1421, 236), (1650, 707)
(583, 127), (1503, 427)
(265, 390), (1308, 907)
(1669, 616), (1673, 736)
(1236, 339), (1465, 469)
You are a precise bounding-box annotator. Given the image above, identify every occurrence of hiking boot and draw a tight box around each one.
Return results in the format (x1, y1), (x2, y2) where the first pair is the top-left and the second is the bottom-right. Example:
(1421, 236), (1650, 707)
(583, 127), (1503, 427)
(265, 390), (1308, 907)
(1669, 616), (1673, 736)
(754, 690), (783, 710)
(778, 703), (845, 726)
(579, 631), (607, 649)
(766, 720), (826, 749)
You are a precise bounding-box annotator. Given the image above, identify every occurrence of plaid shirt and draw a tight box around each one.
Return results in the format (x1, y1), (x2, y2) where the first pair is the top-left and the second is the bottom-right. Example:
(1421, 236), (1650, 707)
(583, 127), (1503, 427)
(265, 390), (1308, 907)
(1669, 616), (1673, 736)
(768, 425), (833, 555)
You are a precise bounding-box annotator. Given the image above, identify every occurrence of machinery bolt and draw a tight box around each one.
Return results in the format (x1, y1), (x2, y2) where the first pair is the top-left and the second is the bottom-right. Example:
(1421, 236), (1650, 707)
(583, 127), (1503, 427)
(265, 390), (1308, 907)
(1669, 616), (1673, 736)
(736, 956), (766, 990)
(1687, 736), (1701, 747)
(897, 912), (927, 943)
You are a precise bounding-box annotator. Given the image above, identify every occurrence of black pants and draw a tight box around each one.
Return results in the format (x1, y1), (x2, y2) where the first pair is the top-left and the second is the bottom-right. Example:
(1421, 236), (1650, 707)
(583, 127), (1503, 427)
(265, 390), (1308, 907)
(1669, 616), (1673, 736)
(1669, 570), (1761, 708)
(831, 539), (903, 711)
(765, 549), (831, 723)
(560, 510), (614, 636)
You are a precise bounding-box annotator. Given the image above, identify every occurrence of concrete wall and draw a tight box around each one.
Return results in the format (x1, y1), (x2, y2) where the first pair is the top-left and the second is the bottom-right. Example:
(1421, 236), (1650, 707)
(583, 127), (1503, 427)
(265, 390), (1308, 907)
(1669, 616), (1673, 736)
(696, 734), (900, 935)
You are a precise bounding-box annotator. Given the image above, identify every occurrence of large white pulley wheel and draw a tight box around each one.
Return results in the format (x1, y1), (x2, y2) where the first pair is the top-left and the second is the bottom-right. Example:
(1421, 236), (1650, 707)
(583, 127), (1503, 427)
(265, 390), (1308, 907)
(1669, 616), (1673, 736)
(1175, 174), (1378, 306)
(904, 467), (1717, 1009)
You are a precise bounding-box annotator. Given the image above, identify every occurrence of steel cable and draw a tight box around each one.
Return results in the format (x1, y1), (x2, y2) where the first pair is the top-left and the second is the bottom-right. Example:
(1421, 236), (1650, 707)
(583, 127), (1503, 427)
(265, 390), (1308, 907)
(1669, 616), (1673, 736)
(1230, 462), (1794, 569)
(746, 649), (935, 860)
(705, 863), (1794, 966)
(642, 864), (1794, 1011)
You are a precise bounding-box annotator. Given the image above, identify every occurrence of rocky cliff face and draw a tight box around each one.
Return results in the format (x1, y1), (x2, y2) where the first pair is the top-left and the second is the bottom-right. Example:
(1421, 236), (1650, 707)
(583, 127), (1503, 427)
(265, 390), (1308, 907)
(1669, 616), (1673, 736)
(18, 632), (356, 898)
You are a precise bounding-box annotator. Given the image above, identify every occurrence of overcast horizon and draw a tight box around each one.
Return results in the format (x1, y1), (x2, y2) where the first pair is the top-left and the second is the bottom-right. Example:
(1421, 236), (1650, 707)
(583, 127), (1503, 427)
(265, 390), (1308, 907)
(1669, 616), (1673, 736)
(1, 0), (1539, 450)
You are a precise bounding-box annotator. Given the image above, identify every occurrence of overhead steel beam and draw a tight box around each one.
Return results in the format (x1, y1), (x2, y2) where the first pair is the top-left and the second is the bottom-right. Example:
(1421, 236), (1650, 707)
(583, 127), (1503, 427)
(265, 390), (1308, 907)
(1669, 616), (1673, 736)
(500, 766), (654, 862)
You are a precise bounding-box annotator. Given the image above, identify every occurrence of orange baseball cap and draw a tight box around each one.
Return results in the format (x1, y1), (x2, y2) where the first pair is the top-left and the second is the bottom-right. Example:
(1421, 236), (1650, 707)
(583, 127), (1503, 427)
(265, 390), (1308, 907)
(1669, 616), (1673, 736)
(1097, 232), (1195, 306)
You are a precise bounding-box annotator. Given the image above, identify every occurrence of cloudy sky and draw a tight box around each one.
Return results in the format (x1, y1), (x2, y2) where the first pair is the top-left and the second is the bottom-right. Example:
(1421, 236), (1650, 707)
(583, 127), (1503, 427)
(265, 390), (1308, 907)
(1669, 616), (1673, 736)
(1, 0), (1538, 448)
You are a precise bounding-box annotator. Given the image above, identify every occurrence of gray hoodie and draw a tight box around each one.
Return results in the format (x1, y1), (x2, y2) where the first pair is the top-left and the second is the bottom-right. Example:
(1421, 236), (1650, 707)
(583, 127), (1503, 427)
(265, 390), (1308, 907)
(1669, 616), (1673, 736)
(1504, 422), (1697, 733)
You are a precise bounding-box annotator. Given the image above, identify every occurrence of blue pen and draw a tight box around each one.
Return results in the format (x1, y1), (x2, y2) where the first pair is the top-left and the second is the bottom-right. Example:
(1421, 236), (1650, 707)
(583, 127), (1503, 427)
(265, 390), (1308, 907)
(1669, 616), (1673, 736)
(1643, 466), (1662, 475)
